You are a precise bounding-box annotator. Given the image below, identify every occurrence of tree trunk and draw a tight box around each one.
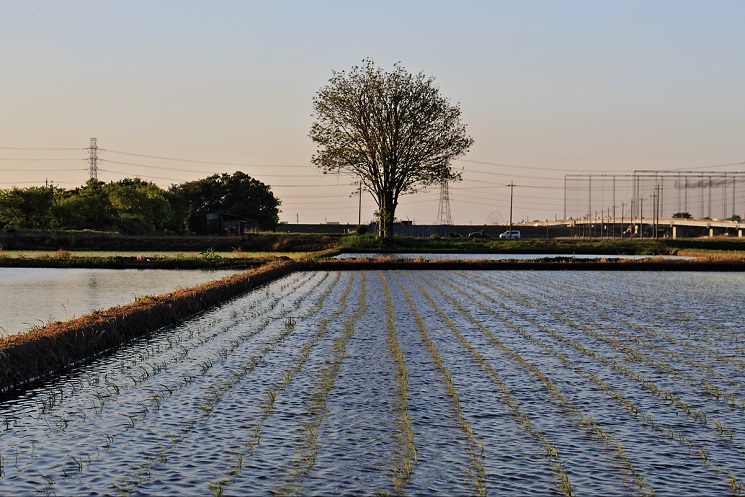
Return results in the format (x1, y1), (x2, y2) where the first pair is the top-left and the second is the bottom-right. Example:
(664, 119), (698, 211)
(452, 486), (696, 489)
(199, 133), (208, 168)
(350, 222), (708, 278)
(378, 191), (396, 239)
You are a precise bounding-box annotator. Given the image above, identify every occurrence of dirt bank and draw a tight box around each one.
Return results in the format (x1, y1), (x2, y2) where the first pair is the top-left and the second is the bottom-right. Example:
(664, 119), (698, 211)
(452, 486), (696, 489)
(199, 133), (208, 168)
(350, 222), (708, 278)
(0, 260), (301, 395)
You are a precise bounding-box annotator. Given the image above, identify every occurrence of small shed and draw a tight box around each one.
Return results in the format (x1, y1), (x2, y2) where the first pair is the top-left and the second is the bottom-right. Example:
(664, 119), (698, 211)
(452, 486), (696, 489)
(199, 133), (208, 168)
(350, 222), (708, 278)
(202, 213), (260, 235)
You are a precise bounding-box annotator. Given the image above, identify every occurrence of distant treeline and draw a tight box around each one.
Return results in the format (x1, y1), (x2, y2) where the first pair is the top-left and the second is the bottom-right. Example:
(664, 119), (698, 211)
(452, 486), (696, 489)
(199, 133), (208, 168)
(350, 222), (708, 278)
(0, 171), (280, 234)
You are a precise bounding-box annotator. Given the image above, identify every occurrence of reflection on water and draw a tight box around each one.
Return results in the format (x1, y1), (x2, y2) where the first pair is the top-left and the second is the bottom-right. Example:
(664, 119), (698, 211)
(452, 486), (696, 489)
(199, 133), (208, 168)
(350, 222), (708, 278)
(0, 268), (238, 336)
(1, 270), (744, 495)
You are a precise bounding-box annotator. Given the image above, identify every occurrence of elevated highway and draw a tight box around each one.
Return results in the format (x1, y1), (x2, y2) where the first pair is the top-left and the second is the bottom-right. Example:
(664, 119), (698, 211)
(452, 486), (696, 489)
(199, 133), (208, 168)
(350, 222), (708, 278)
(560, 217), (745, 238)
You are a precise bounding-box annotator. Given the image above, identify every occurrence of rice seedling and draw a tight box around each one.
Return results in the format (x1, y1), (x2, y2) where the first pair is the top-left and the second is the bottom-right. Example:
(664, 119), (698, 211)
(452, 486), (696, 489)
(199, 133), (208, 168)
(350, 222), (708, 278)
(452, 271), (745, 490)
(208, 481), (223, 497)
(379, 271), (417, 495)
(103, 273), (339, 496)
(395, 273), (488, 497)
(275, 273), (368, 495)
(422, 272), (652, 496)
(463, 271), (736, 443)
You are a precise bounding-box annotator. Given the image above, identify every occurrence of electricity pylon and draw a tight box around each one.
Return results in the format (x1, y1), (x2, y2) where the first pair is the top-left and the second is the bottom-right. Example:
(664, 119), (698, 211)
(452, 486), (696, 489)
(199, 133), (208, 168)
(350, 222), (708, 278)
(436, 180), (452, 225)
(87, 137), (98, 180)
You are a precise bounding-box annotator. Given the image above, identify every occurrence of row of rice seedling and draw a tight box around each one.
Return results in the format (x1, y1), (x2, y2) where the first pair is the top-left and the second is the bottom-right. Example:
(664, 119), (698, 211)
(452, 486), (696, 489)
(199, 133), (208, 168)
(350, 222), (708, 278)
(413, 271), (654, 496)
(0, 271), (334, 495)
(398, 272), (576, 495)
(106, 271), (344, 496)
(457, 270), (745, 494)
(3, 268), (745, 495)
(379, 271), (417, 496)
(448, 272), (727, 483)
(492, 274), (745, 448)
(273, 272), (369, 495)
(129, 272), (355, 496)
(207, 272), (349, 494)
(394, 272), (488, 496)
(529, 274), (745, 396)
(530, 271), (745, 379)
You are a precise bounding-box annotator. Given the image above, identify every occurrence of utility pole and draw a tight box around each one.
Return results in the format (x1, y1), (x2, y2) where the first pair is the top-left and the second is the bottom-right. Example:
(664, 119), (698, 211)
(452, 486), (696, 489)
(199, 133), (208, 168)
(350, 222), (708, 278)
(612, 176), (616, 236)
(358, 181), (362, 225)
(87, 137), (98, 181)
(654, 185), (661, 240)
(640, 198), (644, 239)
(508, 182), (514, 235)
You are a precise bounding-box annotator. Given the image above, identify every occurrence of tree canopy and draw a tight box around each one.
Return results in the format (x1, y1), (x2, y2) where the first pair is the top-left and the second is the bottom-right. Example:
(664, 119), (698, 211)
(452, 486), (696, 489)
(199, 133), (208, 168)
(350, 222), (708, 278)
(170, 171), (281, 232)
(310, 59), (473, 238)
(0, 172), (280, 234)
(0, 186), (56, 229)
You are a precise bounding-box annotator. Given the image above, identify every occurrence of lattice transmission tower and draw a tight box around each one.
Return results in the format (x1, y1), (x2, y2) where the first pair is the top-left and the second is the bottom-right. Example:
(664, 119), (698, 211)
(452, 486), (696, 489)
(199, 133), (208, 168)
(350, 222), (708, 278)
(436, 179), (452, 225)
(87, 137), (98, 180)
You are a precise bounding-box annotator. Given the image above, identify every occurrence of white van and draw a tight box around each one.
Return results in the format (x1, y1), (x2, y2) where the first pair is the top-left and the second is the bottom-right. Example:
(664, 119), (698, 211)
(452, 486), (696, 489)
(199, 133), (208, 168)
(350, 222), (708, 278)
(499, 230), (521, 239)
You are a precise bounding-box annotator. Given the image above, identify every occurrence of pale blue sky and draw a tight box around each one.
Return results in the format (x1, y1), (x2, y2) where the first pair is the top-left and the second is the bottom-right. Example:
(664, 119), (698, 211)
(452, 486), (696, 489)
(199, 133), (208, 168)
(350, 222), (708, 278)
(2, 1), (744, 225)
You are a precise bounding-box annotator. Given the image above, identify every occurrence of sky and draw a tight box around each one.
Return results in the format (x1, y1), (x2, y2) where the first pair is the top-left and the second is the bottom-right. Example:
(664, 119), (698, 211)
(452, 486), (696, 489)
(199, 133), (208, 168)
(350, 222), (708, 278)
(1, 1), (744, 226)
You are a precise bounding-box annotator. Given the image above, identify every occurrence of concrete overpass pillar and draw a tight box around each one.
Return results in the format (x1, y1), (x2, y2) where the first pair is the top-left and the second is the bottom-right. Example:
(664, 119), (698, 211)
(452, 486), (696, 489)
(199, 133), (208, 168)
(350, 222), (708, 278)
(709, 227), (715, 238)
(739, 229), (743, 238)
(672, 226), (678, 239)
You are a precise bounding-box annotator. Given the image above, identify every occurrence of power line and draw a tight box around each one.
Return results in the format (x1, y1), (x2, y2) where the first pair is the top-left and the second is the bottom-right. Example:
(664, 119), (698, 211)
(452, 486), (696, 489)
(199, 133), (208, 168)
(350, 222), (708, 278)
(0, 147), (81, 151)
(103, 149), (308, 168)
(0, 158), (79, 161)
(104, 159), (321, 177)
(457, 158), (618, 173)
(0, 168), (81, 172)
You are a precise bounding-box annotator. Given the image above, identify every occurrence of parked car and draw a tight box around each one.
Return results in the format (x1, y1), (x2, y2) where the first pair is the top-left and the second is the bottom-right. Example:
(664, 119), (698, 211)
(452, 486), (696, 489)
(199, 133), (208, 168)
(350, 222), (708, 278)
(499, 230), (521, 239)
(468, 230), (489, 238)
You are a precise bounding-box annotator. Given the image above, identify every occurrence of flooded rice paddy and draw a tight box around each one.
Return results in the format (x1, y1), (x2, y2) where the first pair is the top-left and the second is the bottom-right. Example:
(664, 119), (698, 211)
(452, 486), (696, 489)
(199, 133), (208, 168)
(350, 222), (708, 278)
(0, 268), (238, 337)
(1, 269), (744, 495)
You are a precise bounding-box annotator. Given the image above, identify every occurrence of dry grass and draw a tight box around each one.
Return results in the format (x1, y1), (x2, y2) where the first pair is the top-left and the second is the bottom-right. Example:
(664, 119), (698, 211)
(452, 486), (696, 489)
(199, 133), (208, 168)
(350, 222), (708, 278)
(0, 260), (301, 394)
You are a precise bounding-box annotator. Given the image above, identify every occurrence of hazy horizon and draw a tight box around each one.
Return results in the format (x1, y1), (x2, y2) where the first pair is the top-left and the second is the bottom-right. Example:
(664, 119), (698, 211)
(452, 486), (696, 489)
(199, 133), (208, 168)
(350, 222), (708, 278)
(2, 1), (744, 225)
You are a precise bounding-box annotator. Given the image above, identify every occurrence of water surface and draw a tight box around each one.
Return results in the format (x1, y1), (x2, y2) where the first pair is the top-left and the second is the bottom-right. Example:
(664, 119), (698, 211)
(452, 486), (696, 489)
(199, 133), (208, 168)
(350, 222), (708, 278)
(0, 268), (238, 336)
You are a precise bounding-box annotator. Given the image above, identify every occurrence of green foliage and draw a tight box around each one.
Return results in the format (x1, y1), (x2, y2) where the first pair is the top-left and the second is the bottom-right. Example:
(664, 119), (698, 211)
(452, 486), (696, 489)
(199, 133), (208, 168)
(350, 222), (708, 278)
(0, 173), (280, 235)
(200, 248), (221, 260)
(105, 178), (174, 233)
(338, 236), (684, 255)
(672, 212), (693, 219)
(0, 186), (57, 229)
(54, 180), (120, 231)
(170, 171), (281, 232)
(310, 59), (473, 238)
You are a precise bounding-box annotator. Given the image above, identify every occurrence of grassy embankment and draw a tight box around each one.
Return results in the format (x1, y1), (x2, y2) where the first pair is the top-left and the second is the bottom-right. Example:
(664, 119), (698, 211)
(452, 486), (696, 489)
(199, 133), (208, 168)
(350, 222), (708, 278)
(337, 233), (745, 258)
(0, 229), (339, 251)
(0, 259), (302, 395)
(0, 230), (339, 268)
(0, 249), (305, 269)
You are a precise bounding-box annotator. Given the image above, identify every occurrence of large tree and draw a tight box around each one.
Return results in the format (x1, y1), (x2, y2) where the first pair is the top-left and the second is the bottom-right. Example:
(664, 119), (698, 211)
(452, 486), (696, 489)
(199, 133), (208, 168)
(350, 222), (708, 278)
(54, 180), (119, 231)
(310, 59), (473, 238)
(170, 171), (281, 232)
(105, 178), (174, 233)
(0, 186), (57, 229)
